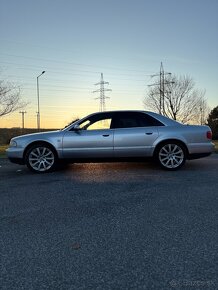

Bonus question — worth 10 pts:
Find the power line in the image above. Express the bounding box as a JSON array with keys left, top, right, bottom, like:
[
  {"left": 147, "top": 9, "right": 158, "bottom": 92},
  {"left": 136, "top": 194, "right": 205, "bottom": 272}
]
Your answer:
[
  {"left": 1, "top": 60, "right": 152, "bottom": 80},
  {"left": 0, "top": 40, "right": 163, "bottom": 70},
  {"left": 0, "top": 52, "right": 156, "bottom": 74},
  {"left": 93, "top": 73, "right": 112, "bottom": 112}
]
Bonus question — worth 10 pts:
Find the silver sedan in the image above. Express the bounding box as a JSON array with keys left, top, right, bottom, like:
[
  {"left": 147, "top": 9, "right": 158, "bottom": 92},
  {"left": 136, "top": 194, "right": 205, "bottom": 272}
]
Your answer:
[{"left": 7, "top": 110, "right": 214, "bottom": 173}]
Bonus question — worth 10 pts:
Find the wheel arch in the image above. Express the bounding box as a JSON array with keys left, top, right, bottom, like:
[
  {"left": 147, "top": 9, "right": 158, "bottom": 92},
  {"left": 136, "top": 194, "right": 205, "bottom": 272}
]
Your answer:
[
  {"left": 153, "top": 138, "right": 189, "bottom": 158},
  {"left": 23, "top": 140, "right": 58, "bottom": 161}
]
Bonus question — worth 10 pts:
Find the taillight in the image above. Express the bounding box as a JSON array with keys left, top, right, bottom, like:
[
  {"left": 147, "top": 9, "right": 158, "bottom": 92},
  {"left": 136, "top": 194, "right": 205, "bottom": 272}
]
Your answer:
[{"left": 207, "top": 131, "right": 212, "bottom": 139}]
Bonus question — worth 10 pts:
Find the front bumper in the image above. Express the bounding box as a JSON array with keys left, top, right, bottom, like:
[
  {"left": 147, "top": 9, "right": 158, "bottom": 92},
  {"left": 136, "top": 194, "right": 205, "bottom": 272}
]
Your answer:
[
  {"left": 6, "top": 147, "right": 25, "bottom": 164},
  {"left": 8, "top": 157, "right": 25, "bottom": 165}
]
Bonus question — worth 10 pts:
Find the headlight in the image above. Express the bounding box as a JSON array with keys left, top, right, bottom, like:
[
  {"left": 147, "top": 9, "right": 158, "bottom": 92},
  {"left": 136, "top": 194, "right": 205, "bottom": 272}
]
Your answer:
[{"left": 10, "top": 140, "right": 17, "bottom": 147}]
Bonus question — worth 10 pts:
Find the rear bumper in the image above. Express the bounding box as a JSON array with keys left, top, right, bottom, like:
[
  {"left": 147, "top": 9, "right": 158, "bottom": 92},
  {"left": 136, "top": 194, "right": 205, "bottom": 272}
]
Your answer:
[
  {"left": 188, "top": 142, "right": 215, "bottom": 154},
  {"left": 187, "top": 142, "right": 214, "bottom": 160},
  {"left": 188, "top": 152, "right": 212, "bottom": 160}
]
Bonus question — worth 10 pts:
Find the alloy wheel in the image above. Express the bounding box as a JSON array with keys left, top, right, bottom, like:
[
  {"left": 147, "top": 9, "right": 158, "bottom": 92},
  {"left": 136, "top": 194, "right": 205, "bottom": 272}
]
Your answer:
[
  {"left": 28, "top": 146, "right": 55, "bottom": 172},
  {"left": 158, "top": 143, "right": 185, "bottom": 169}
]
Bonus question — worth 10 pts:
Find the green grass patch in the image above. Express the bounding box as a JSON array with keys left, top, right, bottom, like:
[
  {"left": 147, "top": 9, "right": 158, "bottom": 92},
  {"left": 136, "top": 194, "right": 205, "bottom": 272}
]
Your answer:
[{"left": 0, "top": 145, "right": 8, "bottom": 158}]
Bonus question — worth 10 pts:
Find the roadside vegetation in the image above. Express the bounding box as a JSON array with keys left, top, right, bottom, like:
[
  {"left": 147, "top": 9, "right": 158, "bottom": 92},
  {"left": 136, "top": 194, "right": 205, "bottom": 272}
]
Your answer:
[
  {"left": 214, "top": 140, "right": 218, "bottom": 153},
  {"left": 0, "top": 145, "right": 8, "bottom": 157}
]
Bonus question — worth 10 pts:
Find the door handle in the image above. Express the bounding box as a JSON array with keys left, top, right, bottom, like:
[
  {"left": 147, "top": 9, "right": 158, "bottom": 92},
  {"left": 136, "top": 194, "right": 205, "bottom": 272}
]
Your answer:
[
  {"left": 145, "top": 132, "right": 153, "bottom": 135},
  {"left": 102, "top": 134, "right": 110, "bottom": 137}
]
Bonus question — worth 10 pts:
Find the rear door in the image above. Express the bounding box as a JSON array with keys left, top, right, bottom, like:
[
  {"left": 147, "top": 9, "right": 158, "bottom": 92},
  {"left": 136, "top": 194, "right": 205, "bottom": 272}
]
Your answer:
[{"left": 112, "top": 112, "right": 161, "bottom": 157}]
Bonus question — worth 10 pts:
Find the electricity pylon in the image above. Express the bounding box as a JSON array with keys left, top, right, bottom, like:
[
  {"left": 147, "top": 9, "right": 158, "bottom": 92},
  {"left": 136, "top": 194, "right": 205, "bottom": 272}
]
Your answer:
[
  {"left": 93, "top": 73, "right": 112, "bottom": 112},
  {"left": 148, "top": 62, "right": 174, "bottom": 115}
]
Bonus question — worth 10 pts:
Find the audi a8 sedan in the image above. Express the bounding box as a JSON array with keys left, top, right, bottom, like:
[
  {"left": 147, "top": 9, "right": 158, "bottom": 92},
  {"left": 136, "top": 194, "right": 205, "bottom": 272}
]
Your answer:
[{"left": 7, "top": 110, "right": 214, "bottom": 173}]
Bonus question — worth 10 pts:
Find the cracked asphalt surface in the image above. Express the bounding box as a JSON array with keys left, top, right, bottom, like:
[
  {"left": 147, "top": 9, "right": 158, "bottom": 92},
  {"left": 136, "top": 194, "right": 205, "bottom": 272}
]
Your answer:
[{"left": 0, "top": 155, "right": 218, "bottom": 289}]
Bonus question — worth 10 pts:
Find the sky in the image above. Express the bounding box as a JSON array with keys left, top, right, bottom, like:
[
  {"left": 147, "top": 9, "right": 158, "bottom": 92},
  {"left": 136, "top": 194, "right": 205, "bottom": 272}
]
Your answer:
[{"left": 0, "top": 0, "right": 217, "bottom": 128}]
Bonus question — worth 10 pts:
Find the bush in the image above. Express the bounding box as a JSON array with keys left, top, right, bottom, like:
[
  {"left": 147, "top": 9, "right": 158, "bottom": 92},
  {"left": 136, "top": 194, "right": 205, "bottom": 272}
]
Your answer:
[
  {"left": 0, "top": 128, "right": 58, "bottom": 145},
  {"left": 207, "top": 106, "right": 218, "bottom": 140}
]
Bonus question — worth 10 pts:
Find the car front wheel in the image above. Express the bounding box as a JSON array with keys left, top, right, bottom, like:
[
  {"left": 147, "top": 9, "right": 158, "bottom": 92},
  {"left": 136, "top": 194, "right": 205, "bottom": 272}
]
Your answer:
[
  {"left": 156, "top": 142, "right": 186, "bottom": 170},
  {"left": 25, "top": 144, "right": 57, "bottom": 173}
]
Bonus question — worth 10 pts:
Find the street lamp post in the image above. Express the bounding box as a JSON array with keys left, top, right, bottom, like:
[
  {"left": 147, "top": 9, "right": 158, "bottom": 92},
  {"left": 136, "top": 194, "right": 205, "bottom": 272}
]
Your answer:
[{"left": 37, "top": 71, "right": 45, "bottom": 130}]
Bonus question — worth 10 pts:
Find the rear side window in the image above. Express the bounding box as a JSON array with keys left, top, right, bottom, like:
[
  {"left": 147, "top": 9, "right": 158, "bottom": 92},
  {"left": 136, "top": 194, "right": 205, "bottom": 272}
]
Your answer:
[
  {"left": 138, "top": 113, "right": 164, "bottom": 127},
  {"left": 113, "top": 112, "right": 164, "bottom": 128}
]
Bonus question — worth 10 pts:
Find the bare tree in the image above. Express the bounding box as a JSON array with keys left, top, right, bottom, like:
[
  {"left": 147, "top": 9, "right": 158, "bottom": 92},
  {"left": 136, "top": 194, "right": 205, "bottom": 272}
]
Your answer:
[
  {"left": 198, "top": 96, "right": 210, "bottom": 125},
  {"left": 0, "top": 80, "right": 26, "bottom": 117},
  {"left": 144, "top": 75, "right": 209, "bottom": 124}
]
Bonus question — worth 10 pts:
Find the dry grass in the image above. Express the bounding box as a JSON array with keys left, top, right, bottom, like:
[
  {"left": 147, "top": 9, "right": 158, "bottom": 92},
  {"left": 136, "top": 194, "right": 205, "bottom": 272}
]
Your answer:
[
  {"left": 0, "top": 145, "right": 8, "bottom": 157},
  {"left": 213, "top": 140, "right": 218, "bottom": 153}
]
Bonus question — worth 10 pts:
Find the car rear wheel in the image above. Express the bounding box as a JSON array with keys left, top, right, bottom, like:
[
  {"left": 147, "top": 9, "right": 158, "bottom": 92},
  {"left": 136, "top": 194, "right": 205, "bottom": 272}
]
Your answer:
[
  {"left": 25, "top": 144, "right": 57, "bottom": 173},
  {"left": 156, "top": 142, "right": 186, "bottom": 170}
]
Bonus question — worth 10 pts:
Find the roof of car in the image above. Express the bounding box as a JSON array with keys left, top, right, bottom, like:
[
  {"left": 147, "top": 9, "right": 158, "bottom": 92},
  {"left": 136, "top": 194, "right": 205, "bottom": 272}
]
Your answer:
[
  {"left": 63, "top": 110, "right": 181, "bottom": 130},
  {"left": 86, "top": 110, "right": 181, "bottom": 125}
]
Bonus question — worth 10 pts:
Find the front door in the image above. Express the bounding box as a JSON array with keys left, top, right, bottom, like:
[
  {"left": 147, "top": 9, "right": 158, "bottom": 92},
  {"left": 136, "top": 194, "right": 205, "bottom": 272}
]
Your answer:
[{"left": 62, "top": 113, "right": 114, "bottom": 158}]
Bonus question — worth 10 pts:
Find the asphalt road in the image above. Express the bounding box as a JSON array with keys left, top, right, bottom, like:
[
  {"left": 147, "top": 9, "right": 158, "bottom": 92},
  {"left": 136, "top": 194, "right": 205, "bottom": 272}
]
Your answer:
[{"left": 1, "top": 156, "right": 218, "bottom": 290}]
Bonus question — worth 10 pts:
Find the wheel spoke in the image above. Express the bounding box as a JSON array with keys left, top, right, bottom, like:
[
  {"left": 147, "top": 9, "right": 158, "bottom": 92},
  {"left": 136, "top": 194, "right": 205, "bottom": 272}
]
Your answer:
[
  {"left": 44, "top": 160, "right": 51, "bottom": 165},
  {"left": 162, "top": 147, "right": 168, "bottom": 154},
  {"left": 29, "top": 157, "right": 38, "bottom": 161},
  {"left": 36, "top": 148, "right": 41, "bottom": 155},
  {"left": 170, "top": 159, "right": 174, "bottom": 167},
  {"left": 172, "top": 145, "right": 178, "bottom": 153},
  {"left": 44, "top": 152, "right": 52, "bottom": 157},
  {"left": 31, "top": 151, "right": 38, "bottom": 157},
  {"left": 161, "top": 156, "right": 169, "bottom": 161},
  {"left": 174, "top": 155, "right": 183, "bottom": 160},
  {"left": 160, "top": 152, "right": 168, "bottom": 157},
  {"left": 36, "top": 162, "right": 42, "bottom": 170}
]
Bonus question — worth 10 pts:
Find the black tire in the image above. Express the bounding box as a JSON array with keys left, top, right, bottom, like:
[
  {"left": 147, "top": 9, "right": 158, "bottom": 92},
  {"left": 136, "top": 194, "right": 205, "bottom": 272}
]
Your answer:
[
  {"left": 25, "top": 143, "right": 58, "bottom": 173},
  {"left": 155, "top": 142, "right": 186, "bottom": 170}
]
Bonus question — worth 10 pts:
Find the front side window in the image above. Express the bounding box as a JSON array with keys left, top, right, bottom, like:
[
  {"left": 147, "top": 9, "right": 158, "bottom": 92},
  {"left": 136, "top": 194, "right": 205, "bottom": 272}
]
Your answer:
[
  {"left": 76, "top": 113, "right": 113, "bottom": 130},
  {"left": 86, "top": 118, "right": 112, "bottom": 130}
]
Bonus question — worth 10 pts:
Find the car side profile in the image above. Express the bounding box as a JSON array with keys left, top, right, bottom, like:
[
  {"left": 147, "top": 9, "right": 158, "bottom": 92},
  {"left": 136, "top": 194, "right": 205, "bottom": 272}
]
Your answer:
[{"left": 7, "top": 110, "right": 214, "bottom": 173}]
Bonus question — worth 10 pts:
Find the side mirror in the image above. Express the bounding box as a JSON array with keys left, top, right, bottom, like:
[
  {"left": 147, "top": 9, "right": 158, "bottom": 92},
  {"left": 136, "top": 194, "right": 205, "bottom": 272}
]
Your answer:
[{"left": 73, "top": 124, "right": 81, "bottom": 131}]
